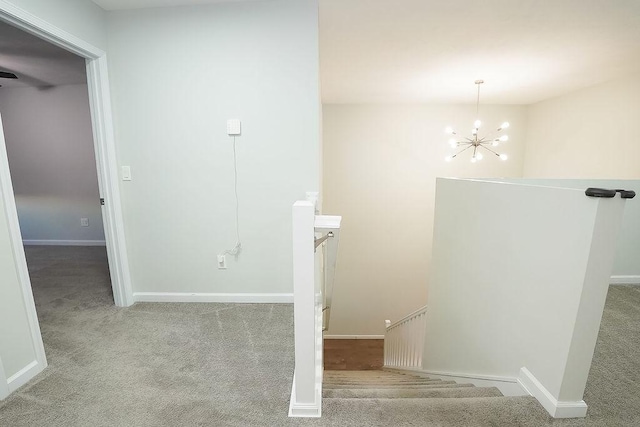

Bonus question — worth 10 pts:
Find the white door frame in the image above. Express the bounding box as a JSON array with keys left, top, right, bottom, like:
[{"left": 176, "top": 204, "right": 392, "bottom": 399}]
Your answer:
[{"left": 0, "top": 2, "right": 133, "bottom": 308}]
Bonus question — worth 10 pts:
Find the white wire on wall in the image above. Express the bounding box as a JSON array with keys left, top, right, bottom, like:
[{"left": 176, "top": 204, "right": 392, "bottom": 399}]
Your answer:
[{"left": 221, "top": 135, "right": 242, "bottom": 257}]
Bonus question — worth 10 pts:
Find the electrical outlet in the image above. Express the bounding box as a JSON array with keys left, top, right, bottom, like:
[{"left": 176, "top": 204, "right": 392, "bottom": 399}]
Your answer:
[
  {"left": 217, "top": 254, "right": 227, "bottom": 269},
  {"left": 80, "top": 218, "right": 89, "bottom": 227}
]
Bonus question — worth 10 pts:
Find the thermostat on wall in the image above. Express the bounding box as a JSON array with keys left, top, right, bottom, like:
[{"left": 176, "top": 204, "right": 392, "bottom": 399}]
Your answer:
[{"left": 227, "top": 119, "right": 241, "bottom": 136}]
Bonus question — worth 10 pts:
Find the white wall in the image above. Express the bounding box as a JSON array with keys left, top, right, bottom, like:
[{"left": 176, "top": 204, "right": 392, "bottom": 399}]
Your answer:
[
  {"left": 523, "top": 73, "right": 640, "bottom": 179},
  {"left": 423, "top": 178, "right": 626, "bottom": 414},
  {"left": 0, "top": 85, "right": 104, "bottom": 243},
  {"left": 106, "top": 0, "right": 320, "bottom": 296},
  {"left": 1, "top": 0, "right": 107, "bottom": 51},
  {"left": 322, "top": 104, "right": 527, "bottom": 335}
]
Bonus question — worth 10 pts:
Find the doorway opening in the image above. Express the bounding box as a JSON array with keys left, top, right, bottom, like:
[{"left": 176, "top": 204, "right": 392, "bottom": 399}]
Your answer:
[
  {"left": 0, "top": 16, "right": 114, "bottom": 331},
  {"left": 0, "top": 6, "right": 132, "bottom": 397}
]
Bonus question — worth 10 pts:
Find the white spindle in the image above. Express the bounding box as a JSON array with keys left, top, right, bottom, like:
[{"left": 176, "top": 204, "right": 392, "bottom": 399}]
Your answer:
[{"left": 383, "top": 306, "right": 428, "bottom": 369}]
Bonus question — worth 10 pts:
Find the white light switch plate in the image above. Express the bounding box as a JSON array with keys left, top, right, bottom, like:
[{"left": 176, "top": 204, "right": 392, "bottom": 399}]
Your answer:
[
  {"left": 122, "top": 166, "right": 132, "bottom": 181},
  {"left": 227, "top": 119, "right": 241, "bottom": 136}
]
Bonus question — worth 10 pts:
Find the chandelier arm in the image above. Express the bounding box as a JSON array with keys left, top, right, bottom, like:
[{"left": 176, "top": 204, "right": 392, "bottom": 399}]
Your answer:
[
  {"left": 451, "top": 144, "right": 474, "bottom": 158},
  {"left": 479, "top": 144, "right": 502, "bottom": 157},
  {"left": 479, "top": 128, "right": 504, "bottom": 142}
]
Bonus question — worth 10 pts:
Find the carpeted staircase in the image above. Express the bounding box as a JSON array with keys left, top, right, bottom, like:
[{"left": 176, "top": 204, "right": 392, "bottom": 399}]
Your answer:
[{"left": 323, "top": 370, "right": 503, "bottom": 401}]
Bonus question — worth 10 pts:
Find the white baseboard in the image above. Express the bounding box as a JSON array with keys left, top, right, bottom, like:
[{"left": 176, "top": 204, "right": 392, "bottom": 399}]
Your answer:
[
  {"left": 610, "top": 275, "right": 640, "bottom": 285},
  {"left": 7, "top": 360, "right": 44, "bottom": 394},
  {"left": 385, "top": 366, "right": 527, "bottom": 397},
  {"left": 23, "top": 239, "right": 106, "bottom": 247},
  {"left": 323, "top": 335, "right": 384, "bottom": 339},
  {"left": 518, "top": 367, "right": 587, "bottom": 418},
  {"left": 133, "top": 292, "right": 293, "bottom": 304},
  {"left": 288, "top": 371, "right": 321, "bottom": 417}
]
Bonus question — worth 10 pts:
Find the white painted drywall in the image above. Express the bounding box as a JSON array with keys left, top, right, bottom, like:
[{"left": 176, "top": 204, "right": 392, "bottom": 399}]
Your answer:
[
  {"left": 423, "top": 178, "right": 625, "bottom": 403},
  {"left": 0, "top": 85, "right": 105, "bottom": 243},
  {"left": 322, "top": 104, "right": 527, "bottom": 335},
  {"left": 1, "top": 0, "right": 107, "bottom": 51},
  {"left": 497, "top": 179, "right": 639, "bottom": 279},
  {"left": 0, "top": 187, "right": 36, "bottom": 379},
  {"left": 106, "top": 0, "right": 320, "bottom": 295},
  {"left": 523, "top": 73, "right": 640, "bottom": 179}
]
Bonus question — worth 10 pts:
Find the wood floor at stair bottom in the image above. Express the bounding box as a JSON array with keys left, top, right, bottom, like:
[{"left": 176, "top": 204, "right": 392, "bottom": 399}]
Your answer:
[{"left": 323, "top": 339, "right": 383, "bottom": 370}]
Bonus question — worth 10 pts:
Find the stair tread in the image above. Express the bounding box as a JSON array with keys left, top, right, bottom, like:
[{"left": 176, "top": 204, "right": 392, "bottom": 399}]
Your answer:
[
  {"left": 323, "top": 381, "right": 472, "bottom": 389},
  {"left": 321, "top": 396, "right": 537, "bottom": 409},
  {"left": 324, "top": 378, "right": 442, "bottom": 384},
  {"left": 324, "top": 381, "right": 448, "bottom": 387},
  {"left": 320, "top": 396, "right": 546, "bottom": 425},
  {"left": 323, "top": 386, "right": 503, "bottom": 399}
]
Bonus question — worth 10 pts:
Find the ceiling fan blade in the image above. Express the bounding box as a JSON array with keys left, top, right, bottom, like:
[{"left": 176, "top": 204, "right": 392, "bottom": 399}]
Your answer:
[{"left": 0, "top": 71, "right": 18, "bottom": 79}]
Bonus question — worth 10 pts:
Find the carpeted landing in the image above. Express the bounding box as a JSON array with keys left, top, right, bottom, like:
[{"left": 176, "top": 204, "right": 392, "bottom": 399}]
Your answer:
[{"left": 1, "top": 246, "right": 639, "bottom": 426}]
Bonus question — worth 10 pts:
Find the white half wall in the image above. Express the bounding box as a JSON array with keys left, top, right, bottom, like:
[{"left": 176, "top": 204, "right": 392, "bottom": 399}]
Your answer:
[
  {"left": 0, "top": 85, "right": 105, "bottom": 244},
  {"left": 322, "top": 104, "right": 527, "bottom": 335},
  {"left": 423, "top": 178, "right": 627, "bottom": 415},
  {"left": 106, "top": 0, "right": 320, "bottom": 295},
  {"left": 497, "top": 179, "right": 640, "bottom": 281}
]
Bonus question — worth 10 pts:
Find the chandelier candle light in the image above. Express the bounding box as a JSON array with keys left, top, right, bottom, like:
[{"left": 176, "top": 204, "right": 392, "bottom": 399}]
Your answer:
[{"left": 445, "top": 80, "right": 509, "bottom": 162}]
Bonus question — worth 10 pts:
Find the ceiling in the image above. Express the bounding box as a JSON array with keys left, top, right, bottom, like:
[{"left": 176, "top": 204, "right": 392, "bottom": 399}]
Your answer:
[
  {"left": 0, "top": 21, "right": 86, "bottom": 88},
  {"left": 320, "top": 0, "right": 640, "bottom": 104},
  {"left": 3, "top": 0, "right": 640, "bottom": 104}
]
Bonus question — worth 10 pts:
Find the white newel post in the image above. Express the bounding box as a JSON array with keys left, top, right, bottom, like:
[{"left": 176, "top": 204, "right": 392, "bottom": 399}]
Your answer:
[{"left": 289, "top": 201, "right": 320, "bottom": 416}]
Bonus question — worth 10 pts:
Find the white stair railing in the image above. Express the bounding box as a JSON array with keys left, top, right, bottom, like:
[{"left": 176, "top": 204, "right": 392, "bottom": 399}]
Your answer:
[
  {"left": 315, "top": 215, "right": 341, "bottom": 332},
  {"left": 384, "top": 306, "right": 428, "bottom": 370},
  {"left": 289, "top": 198, "right": 341, "bottom": 418}
]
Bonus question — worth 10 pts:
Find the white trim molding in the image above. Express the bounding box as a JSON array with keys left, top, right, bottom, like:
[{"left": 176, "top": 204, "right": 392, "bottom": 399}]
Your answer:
[
  {"left": 323, "top": 335, "right": 384, "bottom": 340},
  {"left": 86, "top": 55, "right": 134, "bottom": 307},
  {"left": 610, "top": 275, "right": 640, "bottom": 285},
  {"left": 7, "top": 360, "right": 43, "bottom": 394},
  {"left": 288, "top": 372, "right": 321, "bottom": 417},
  {"left": 133, "top": 292, "right": 293, "bottom": 304},
  {"left": 518, "top": 367, "right": 588, "bottom": 418},
  {"left": 23, "top": 240, "right": 106, "bottom": 246},
  {"left": 385, "top": 367, "right": 527, "bottom": 397}
]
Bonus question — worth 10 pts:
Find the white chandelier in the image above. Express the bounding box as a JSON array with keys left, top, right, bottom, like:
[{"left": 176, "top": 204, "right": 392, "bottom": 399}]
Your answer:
[{"left": 445, "top": 80, "right": 509, "bottom": 162}]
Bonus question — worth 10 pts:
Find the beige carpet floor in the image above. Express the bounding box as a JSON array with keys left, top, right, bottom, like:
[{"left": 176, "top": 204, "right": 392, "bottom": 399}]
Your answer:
[{"left": 0, "top": 246, "right": 639, "bottom": 426}]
